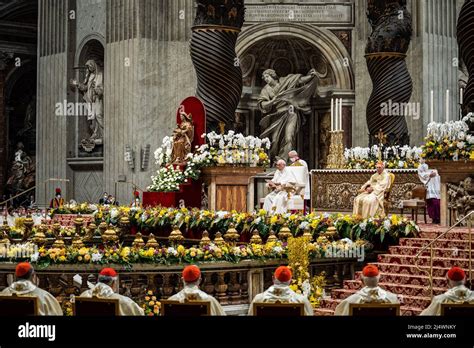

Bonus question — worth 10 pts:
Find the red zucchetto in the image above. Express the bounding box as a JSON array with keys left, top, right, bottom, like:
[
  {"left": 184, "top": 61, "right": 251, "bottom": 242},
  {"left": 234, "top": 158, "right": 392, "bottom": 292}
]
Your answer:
[
  {"left": 99, "top": 268, "right": 118, "bottom": 277},
  {"left": 15, "top": 262, "right": 32, "bottom": 277},
  {"left": 447, "top": 267, "right": 465, "bottom": 282},
  {"left": 362, "top": 265, "right": 379, "bottom": 278},
  {"left": 183, "top": 265, "right": 201, "bottom": 283},
  {"left": 274, "top": 266, "right": 292, "bottom": 283}
]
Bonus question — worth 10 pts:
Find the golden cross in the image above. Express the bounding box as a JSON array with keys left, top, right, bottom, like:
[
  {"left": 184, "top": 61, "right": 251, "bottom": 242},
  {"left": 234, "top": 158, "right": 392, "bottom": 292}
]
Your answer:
[{"left": 375, "top": 129, "right": 387, "bottom": 146}]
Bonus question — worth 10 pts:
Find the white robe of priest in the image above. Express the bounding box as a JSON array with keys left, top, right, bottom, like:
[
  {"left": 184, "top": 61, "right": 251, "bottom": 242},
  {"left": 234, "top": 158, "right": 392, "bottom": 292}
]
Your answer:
[
  {"left": 420, "top": 285, "right": 474, "bottom": 316},
  {"left": 167, "top": 285, "right": 226, "bottom": 316},
  {"left": 248, "top": 283, "right": 314, "bottom": 316},
  {"left": 353, "top": 170, "right": 391, "bottom": 218},
  {"left": 80, "top": 283, "right": 144, "bottom": 316},
  {"left": 0, "top": 279, "right": 63, "bottom": 315},
  {"left": 334, "top": 286, "right": 399, "bottom": 316},
  {"left": 417, "top": 163, "right": 441, "bottom": 199},
  {"left": 263, "top": 168, "right": 297, "bottom": 214}
]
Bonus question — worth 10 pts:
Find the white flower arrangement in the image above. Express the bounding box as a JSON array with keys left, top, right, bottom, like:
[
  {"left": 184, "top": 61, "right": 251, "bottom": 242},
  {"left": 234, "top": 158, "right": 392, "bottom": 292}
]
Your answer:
[
  {"left": 426, "top": 121, "right": 470, "bottom": 142},
  {"left": 344, "top": 145, "right": 422, "bottom": 169},
  {"left": 423, "top": 120, "right": 473, "bottom": 160}
]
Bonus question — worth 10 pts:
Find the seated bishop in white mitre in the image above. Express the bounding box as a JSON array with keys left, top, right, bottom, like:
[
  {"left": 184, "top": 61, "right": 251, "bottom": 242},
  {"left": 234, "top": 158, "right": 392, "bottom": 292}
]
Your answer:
[
  {"left": 334, "top": 265, "right": 399, "bottom": 316},
  {"left": 353, "top": 161, "right": 391, "bottom": 219},
  {"left": 263, "top": 160, "right": 297, "bottom": 215},
  {"left": 421, "top": 267, "right": 474, "bottom": 316}
]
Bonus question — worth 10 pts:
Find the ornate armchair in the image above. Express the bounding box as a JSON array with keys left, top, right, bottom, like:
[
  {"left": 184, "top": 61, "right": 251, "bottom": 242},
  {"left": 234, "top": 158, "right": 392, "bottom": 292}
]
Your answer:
[
  {"left": 253, "top": 302, "right": 305, "bottom": 317},
  {"left": 73, "top": 296, "right": 119, "bottom": 316},
  {"left": 349, "top": 303, "right": 400, "bottom": 316},
  {"left": 441, "top": 303, "right": 474, "bottom": 316},
  {"left": 0, "top": 294, "right": 38, "bottom": 316},
  {"left": 160, "top": 300, "right": 211, "bottom": 316},
  {"left": 383, "top": 172, "right": 396, "bottom": 215}
]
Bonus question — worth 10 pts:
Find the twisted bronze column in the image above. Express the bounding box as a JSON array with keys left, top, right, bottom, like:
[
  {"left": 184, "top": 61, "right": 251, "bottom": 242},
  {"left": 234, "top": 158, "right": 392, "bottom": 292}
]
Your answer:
[
  {"left": 365, "top": 0, "right": 413, "bottom": 146},
  {"left": 190, "top": 1, "right": 245, "bottom": 130},
  {"left": 457, "top": 0, "right": 474, "bottom": 115}
]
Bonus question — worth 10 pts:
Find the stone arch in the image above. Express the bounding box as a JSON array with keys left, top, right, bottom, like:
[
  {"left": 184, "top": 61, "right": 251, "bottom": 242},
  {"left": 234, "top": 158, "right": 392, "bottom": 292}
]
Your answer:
[{"left": 236, "top": 22, "right": 354, "bottom": 91}]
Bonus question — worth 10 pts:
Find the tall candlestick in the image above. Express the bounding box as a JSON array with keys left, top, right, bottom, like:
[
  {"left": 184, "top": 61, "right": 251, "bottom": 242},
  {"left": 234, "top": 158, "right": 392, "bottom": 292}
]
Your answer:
[
  {"left": 334, "top": 98, "right": 338, "bottom": 131},
  {"left": 460, "top": 87, "right": 464, "bottom": 105},
  {"left": 331, "top": 98, "right": 334, "bottom": 132},
  {"left": 446, "top": 89, "right": 450, "bottom": 123},
  {"left": 339, "top": 98, "right": 343, "bottom": 131},
  {"left": 430, "top": 90, "right": 434, "bottom": 124}
]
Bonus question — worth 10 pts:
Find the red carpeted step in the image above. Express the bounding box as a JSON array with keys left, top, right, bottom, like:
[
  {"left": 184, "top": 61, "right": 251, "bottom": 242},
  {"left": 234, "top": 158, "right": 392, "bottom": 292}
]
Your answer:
[
  {"left": 354, "top": 271, "right": 447, "bottom": 288},
  {"left": 317, "top": 298, "right": 424, "bottom": 316},
  {"left": 377, "top": 254, "right": 471, "bottom": 269},
  {"left": 419, "top": 231, "right": 473, "bottom": 240},
  {"left": 375, "top": 262, "right": 452, "bottom": 278},
  {"left": 330, "top": 289, "right": 433, "bottom": 309},
  {"left": 399, "top": 238, "right": 474, "bottom": 249},
  {"left": 342, "top": 280, "right": 445, "bottom": 297},
  {"left": 388, "top": 246, "right": 473, "bottom": 258}
]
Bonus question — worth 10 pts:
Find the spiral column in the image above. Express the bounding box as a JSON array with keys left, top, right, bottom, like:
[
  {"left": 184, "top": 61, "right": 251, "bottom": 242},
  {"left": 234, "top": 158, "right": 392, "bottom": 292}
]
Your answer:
[
  {"left": 190, "top": 1, "right": 245, "bottom": 130},
  {"left": 365, "top": 53, "right": 412, "bottom": 146},
  {"left": 457, "top": 0, "right": 474, "bottom": 115},
  {"left": 365, "top": 0, "right": 413, "bottom": 146}
]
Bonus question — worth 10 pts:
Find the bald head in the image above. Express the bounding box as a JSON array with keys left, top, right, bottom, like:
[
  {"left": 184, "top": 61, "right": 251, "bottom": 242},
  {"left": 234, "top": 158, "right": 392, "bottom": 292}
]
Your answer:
[{"left": 288, "top": 151, "right": 299, "bottom": 163}]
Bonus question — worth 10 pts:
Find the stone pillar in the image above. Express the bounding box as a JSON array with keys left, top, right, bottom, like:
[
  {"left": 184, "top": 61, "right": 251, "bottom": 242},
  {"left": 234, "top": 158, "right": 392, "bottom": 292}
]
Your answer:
[
  {"left": 190, "top": 0, "right": 245, "bottom": 130},
  {"left": 0, "top": 53, "right": 12, "bottom": 198},
  {"left": 457, "top": 0, "right": 474, "bottom": 115}
]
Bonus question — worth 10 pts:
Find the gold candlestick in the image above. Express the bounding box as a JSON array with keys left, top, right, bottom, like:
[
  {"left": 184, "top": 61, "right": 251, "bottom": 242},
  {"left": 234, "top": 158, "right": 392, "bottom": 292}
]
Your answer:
[{"left": 326, "top": 130, "right": 346, "bottom": 169}]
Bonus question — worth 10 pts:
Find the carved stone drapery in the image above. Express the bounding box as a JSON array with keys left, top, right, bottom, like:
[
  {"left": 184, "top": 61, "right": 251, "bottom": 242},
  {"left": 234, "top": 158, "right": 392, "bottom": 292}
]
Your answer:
[
  {"left": 190, "top": 0, "right": 245, "bottom": 130},
  {"left": 365, "top": 0, "right": 413, "bottom": 146},
  {"left": 457, "top": 0, "right": 474, "bottom": 115}
]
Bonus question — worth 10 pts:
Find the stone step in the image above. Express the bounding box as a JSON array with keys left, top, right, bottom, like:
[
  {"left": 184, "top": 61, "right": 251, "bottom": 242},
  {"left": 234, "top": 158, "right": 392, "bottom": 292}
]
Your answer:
[
  {"left": 388, "top": 246, "right": 474, "bottom": 258},
  {"left": 342, "top": 280, "right": 445, "bottom": 297},
  {"left": 354, "top": 271, "right": 447, "bottom": 288},
  {"left": 377, "top": 254, "right": 473, "bottom": 269},
  {"left": 399, "top": 238, "right": 474, "bottom": 249}
]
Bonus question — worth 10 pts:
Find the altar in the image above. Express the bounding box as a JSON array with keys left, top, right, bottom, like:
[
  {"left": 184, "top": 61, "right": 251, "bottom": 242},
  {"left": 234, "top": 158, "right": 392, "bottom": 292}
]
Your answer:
[{"left": 310, "top": 169, "right": 422, "bottom": 213}]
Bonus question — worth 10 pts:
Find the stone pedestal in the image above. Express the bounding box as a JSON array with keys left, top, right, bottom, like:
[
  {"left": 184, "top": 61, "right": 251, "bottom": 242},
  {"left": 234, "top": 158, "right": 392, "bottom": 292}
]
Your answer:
[{"left": 201, "top": 166, "right": 264, "bottom": 212}]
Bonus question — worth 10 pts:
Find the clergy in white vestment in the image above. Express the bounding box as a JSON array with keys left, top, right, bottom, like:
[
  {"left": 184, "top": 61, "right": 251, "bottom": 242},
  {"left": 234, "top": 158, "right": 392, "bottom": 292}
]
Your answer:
[
  {"left": 334, "top": 265, "right": 399, "bottom": 316},
  {"left": 168, "top": 265, "right": 226, "bottom": 316},
  {"left": 353, "top": 162, "right": 391, "bottom": 218},
  {"left": 79, "top": 267, "right": 144, "bottom": 316},
  {"left": 288, "top": 150, "right": 311, "bottom": 201},
  {"left": 421, "top": 267, "right": 474, "bottom": 316},
  {"left": 248, "top": 266, "right": 314, "bottom": 316},
  {"left": 0, "top": 262, "right": 63, "bottom": 315},
  {"left": 417, "top": 158, "right": 441, "bottom": 224},
  {"left": 263, "top": 160, "right": 298, "bottom": 215}
]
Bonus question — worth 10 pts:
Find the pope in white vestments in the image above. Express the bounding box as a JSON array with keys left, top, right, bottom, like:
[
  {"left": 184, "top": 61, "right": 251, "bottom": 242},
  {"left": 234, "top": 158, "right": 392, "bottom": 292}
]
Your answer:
[
  {"left": 248, "top": 266, "right": 314, "bottom": 316},
  {"left": 168, "top": 265, "right": 226, "bottom": 316},
  {"left": 288, "top": 150, "right": 311, "bottom": 201},
  {"left": 79, "top": 268, "right": 144, "bottom": 316},
  {"left": 263, "top": 160, "right": 297, "bottom": 214},
  {"left": 353, "top": 162, "right": 391, "bottom": 218},
  {"left": 0, "top": 262, "right": 63, "bottom": 315},
  {"left": 421, "top": 267, "right": 474, "bottom": 316},
  {"left": 335, "top": 265, "right": 399, "bottom": 316}
]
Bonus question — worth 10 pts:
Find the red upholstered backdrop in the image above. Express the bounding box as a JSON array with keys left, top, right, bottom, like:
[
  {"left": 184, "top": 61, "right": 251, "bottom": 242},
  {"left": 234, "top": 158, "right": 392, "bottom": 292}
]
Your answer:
[{"left": 143, "top": 97, "right": 206, "bottom": 209}]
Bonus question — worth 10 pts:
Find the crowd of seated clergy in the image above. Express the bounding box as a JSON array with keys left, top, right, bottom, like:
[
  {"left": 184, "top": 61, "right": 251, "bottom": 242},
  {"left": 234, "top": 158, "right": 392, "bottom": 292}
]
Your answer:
[{"left": 1, "top": 262, "right": 472, "bottom": 316}]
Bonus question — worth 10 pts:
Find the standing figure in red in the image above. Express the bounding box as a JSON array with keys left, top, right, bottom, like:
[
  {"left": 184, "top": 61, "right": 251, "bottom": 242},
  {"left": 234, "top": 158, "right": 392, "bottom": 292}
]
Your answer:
[{"left": 49, "top": 188, "right": 65, "bottom": 209}]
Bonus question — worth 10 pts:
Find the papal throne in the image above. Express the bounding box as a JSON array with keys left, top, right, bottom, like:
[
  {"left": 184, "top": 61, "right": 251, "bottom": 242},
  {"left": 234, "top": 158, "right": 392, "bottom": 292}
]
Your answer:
[
  {"left": 0, "top": 294, "right": 39, "bottom": 316},
  {"left": 285, "top": 166, "right": 308, "bottom": 213},
  {"left": 349, "top": 303, "right": 400, "bottom": 316}
]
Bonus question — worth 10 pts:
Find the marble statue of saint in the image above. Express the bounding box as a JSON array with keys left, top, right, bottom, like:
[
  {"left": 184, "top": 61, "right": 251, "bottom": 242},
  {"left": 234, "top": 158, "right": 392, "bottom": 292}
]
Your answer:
[
  {"left": 258, "top": 69, "right": 318, "bottom": 162},
  {"left": 17, "top": 96, "right": 36, "bottom": 138},
  {"left": 170, "top": 111, "right": 195, "bottom": 165},
  {"left": 70, "top": 59, "right": 104, "bottom": 147}
]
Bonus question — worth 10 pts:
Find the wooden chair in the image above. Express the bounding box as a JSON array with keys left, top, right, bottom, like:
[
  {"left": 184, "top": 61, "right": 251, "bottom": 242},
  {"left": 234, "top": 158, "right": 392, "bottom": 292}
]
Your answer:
[
  {"left": 73, "top": 297, "right": 120, "bottom": 316},
  {"left": 441, "top": 303, "right": 474, "bottom": 316},
  {"left": 349, "top": 303, "right": 400, "bottom": 316},
  {"left": 0, "top": 294, "right": 39, "bottom": 316},
  {"left": 253, "top": 302, "right": 305, "bottom": 317},
  {"left": 160, "top": 300, "right": 211, "bottom": 316},
  {"left": 383, "top": 172, "right": 396, "bottom": 214},
  {"left": 400, "top": 185, "right": 427, "bottom": 223}
]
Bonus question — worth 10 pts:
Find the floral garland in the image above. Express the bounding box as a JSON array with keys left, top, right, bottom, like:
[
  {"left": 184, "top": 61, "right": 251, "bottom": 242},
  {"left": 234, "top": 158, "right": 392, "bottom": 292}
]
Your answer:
[
  {"left": 344, "top": 145, "right": 422, "bottom": 169},
  {"left": 148, "top": 131, "right": 270, "bottom": 192},
  {"left": 2, "top": 238, "right": 372, "bottom": 267},
  {"left": 422, "top": 120, "right": 474, "bottom": 161}
]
